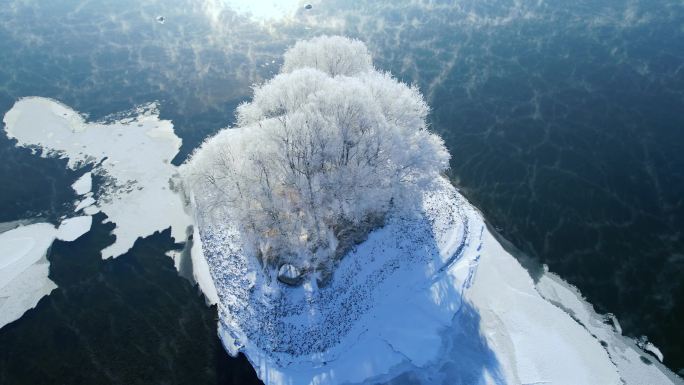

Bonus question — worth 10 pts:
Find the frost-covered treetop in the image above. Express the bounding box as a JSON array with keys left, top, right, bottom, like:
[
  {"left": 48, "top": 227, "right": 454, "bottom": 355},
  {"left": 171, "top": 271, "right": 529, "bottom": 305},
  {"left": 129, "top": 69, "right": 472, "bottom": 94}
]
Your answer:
[
  {"left": 182, "top": 36, "right": 449, "bottom": 279},
  {"left": 281, "top": 35, "right": 373, "bottom": 77}
]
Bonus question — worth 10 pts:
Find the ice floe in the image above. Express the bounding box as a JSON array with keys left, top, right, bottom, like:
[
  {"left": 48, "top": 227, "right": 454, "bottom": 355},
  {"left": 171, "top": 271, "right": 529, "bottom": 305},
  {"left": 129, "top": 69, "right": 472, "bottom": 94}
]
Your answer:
[
  {"left": 0, "top": 216, "right": 90, "bottom": 329},
  {"left": 0, "top": 96, "right": 196, "bottom": 331},
  {"left": 56, "top": 216, "right": 93, "bottom": 242},
  {"left": 71, "top": 171, "right": 92, "bottom": 195},
  {"left": 74, "top": 196, "right": 96, "bottom": 212},
  {"left": 3, "top": 97, "right": 192, "bottom": 259}
]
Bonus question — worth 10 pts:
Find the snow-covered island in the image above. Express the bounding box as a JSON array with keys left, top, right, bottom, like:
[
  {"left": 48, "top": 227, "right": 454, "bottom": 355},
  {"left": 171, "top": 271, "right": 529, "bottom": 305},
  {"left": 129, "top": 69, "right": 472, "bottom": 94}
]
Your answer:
[
  {"left": 180, "top": 36, "right": 683, "bottom": 385},
  {"left": 1, "top": 35, "right": 682, "bottom": 385},
  {"left": 181, "top": 35, "right": 450, "bottom": 285}
]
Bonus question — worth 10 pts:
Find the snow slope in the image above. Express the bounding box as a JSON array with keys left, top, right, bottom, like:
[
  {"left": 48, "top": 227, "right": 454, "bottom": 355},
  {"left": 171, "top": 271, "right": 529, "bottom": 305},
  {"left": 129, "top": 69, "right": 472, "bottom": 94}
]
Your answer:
[
  {"left": 3, "top": 97, "right": 192, "bottom": 259},
  {"left": 195, "top": 177, "right": 682, "bottom": 385}
]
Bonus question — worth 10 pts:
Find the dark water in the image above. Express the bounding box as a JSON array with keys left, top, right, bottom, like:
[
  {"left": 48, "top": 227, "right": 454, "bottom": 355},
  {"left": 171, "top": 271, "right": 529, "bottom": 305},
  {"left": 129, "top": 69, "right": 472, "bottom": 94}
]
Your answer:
[
  {"left": 0, "top": 213, "right": 261, "bottom": 384},
  {"left": 0, "top": 0, "right": 682, "bottom": 381}
]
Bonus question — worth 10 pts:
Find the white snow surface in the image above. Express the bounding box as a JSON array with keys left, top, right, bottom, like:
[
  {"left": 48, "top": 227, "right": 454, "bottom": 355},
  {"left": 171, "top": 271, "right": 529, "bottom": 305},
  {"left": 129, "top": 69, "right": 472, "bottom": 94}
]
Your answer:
[
  {"left": 3, "top": 97, "right": 192, "bottom": 259},
  {"left": 0, "top": 217, "right": 92, "bottom": 329},
  {"left": 194, "top": 177, "right": 681, "bottom": 385}
]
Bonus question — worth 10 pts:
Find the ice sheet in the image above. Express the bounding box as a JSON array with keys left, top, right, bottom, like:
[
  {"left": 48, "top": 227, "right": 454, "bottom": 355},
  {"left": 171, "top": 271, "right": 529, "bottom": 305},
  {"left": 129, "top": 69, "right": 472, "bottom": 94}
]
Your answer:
[{"left": 4, "top": 97, "right": 192, "bottom": 259}]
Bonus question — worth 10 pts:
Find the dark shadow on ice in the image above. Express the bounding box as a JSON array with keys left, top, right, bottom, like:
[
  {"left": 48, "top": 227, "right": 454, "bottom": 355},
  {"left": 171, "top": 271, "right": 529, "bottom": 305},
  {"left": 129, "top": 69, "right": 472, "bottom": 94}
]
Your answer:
[
  {"left": 202, "top": 182, "right": 505, "bottom": 384},
  {"left": 369, "top": 300, "right": 505, "bottom": 385},
  {"left": 435, "top": 303, "right": 506, "bottom": 385}
]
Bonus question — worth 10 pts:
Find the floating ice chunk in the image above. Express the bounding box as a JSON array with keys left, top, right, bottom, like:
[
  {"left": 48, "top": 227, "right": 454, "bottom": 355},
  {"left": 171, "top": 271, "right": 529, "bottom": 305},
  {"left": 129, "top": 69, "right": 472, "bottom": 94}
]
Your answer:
[
  {"left": 644, "top": 341, "right": 665, "bottom": 363},
  {"left": 636, "top": 336, "right": 665, "bottom": 363},
  {"left": 0, "top": 223, "right": 57, "bottom": 328},
  {"left": 71, "top": 172, "right": 92, "bottom": 195},
  {"left": 84, "top": 205, "right": 99, "bottom": 216},
  {"left": 74, "top": 196, "right": 95, "bottom": 212},
  {"left": 56, "top": 216, "right": 92, "bottom": 242},
  {"left": 0, "top": 215, "right": 97, "bottom": 329},
  {"left": 0, "top": 262, "right": 55, "bottom": 328}
]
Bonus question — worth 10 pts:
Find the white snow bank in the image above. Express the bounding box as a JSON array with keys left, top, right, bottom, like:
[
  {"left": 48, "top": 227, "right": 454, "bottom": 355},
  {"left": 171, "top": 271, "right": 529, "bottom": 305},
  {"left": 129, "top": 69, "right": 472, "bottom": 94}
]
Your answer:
[
  {"left": 193, "top": 177, "right": 681, "bottom": 385},
  {"left": 3, "top": 97, "right": 192, "bottom": 259},
  {"left": 190, "top": 222, "right": 219, "bottom": 305}
]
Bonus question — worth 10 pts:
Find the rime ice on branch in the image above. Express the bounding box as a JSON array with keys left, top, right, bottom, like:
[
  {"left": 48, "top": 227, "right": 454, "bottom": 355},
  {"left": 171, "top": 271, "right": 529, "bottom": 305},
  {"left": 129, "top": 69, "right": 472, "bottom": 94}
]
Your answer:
[{"left": 181, "top": 36, "right": 449, "bottom": 278}]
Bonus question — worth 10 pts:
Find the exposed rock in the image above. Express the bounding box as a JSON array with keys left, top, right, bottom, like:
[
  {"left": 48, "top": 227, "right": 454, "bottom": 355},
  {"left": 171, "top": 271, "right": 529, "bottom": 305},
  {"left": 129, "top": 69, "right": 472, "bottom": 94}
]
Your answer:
[{"left": 278, "top": 264, "right": 303, "bottom": 286}]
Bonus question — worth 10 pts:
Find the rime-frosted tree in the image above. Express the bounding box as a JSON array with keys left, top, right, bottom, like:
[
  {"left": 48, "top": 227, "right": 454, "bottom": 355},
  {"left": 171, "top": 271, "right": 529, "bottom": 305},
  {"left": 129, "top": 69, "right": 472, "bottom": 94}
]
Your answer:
[{"left": 181, "top": 36, "right": 450, "bottom": 275}]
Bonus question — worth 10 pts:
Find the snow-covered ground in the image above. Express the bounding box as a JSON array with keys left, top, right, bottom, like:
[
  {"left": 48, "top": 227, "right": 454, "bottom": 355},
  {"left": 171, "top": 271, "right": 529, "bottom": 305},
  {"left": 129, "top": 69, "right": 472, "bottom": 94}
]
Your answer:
[
  {"left": 3, "top": 97, "right": 192, "bottom": 259},
  {"left": 195, "top": 177, "right": 682, "bottom": 385}
]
